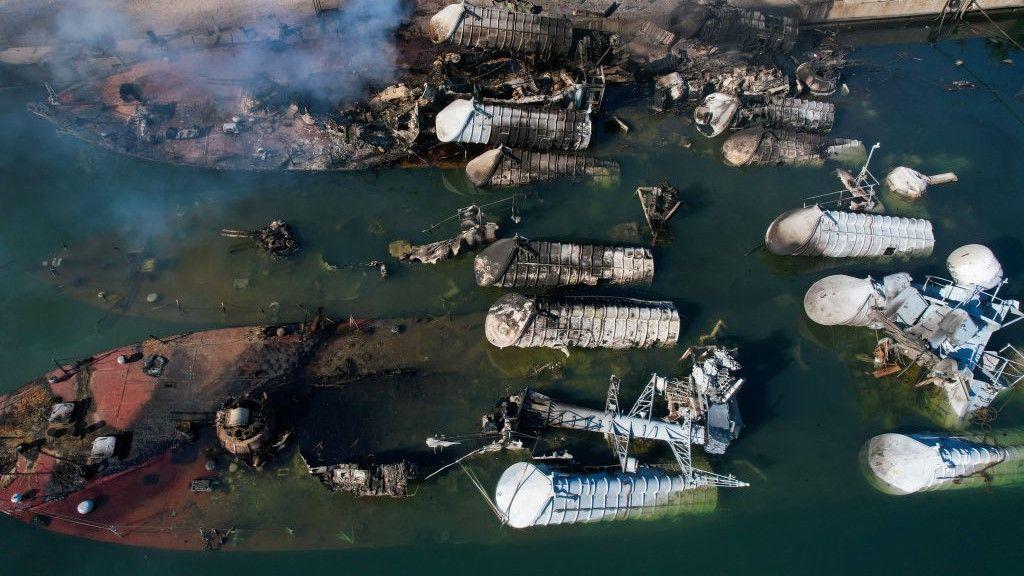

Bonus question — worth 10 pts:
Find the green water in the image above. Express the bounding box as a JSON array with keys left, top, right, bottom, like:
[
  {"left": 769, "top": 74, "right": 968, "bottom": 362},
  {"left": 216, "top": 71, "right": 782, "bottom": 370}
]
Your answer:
[{"left": 3, "top": 29, "right": 1024, "bottom": 574}]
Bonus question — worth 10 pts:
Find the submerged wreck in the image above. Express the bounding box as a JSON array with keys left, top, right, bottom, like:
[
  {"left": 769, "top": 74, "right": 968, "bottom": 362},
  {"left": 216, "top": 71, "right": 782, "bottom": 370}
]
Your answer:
[
  {"left": 484, "top": 293, "right": 680, "bottom": 353},
  {"left": 494, "top": 348, "right": 746, "bottom": 458},
  {"left": 465, "top": 147, "right": 618, "bottom": 188},
  {"left": 487, "top": 348, "right": 747, "bottom": 528},
  {"left": 391, "top": 204, "right": 499, "bottom": 264},
  {"left": 0, "top": 312, "right": 492, "bottom": 549},
  {"left": 474, "top": 237, "right": 654, "bottom": 288},
  {"left": 695, "top": 93, "right": 835, "bottom": 138},
  {"left": 863, "top": 430, "right": 1024, "bottom": 495},
  {"left": 722, "top": 128, "right": 865, "bottom": 167},
  {"left": 804, "top": 244, "right": 1024, "bottom": 422},
  {"left": 766, "top": 145, "right": 935, "bottom": 258}
]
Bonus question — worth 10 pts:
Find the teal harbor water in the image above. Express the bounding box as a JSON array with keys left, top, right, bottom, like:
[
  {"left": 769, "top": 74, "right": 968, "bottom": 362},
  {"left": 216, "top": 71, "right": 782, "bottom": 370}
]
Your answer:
[{"left": 3, "top": 26, "right": 1024, "bottom": 574}]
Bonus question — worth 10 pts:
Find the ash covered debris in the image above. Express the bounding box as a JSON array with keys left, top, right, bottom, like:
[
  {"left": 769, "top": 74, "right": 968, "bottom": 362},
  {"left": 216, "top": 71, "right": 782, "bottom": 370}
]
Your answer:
[
  {"left": 15, "top": 0, "right": 857, "bottom": 173},
  {"left": 473, "top": 237, "right": 653, "bottom": 288},
  {"left": 429, "top": 3, "right": 576, "bottom": 58},
  {"left": 465, "top": 146, "right": 619, "bottom": 187},
  {"left": 391, "top": 204, "right": 499, "bottom": 264}
]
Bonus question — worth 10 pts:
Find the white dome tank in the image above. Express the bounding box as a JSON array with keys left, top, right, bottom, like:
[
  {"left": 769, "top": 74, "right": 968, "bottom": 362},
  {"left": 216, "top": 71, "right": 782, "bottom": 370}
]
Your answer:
[
  {"left": 863, "top": 433, "right": 1020, "bottom": 495},
  {"left": 465, "top": 148, "right": 503, "bottom": 187},
  {"left": 484, "top": 293, "right": 535, "bottom": 348},
  {"left": 803, "top": 275, "right": 878, "bottom": 327},
  {"left": 435, "top": 99, "right": 483, "bottom": 144},
  {"left": 947, "top": 244, "right": 1003, "bottom": 289},
  {"left": 764, "top": 206, "right": 823, "bottom": 254}
]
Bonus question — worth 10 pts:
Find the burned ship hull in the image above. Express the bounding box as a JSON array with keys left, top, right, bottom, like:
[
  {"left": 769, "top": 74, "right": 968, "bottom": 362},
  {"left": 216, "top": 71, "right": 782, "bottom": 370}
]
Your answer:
[{"left": 0, "top": 313, "right": 495, "bottom": 550}]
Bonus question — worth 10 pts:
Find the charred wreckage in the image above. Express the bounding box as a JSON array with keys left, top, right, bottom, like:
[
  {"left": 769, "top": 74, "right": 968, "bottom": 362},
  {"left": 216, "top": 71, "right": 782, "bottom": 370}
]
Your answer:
[{"left": 25, "top": 1, "right": 852, "bottom": 178}]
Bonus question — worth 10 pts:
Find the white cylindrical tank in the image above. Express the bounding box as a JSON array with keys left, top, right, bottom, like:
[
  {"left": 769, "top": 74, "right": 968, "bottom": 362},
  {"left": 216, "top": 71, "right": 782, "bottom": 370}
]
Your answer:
[
  {"left": 804, "top": 275, "right": 880, "bottom": 327},
  {"left": 947, "top": 244, "right": 1003, "bottom": 289},
  {"left": 765, "top": 206, "right": 934, "bottom": 258},
  {"left": 863, "top": 433, "right": 1024, "bottom": 495},
  {"left": 494, "top": 462, "right": 701, "bottom": 528}
]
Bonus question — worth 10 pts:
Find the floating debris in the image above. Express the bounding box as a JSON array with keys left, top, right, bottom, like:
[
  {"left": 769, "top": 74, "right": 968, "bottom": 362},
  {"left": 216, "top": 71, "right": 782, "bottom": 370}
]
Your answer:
[
  {"left": 435, "top": 99, "right": 592, "bottom": 150},
  {"left": 946, "top": 80, "right": 976, "bottom": 91},
  {"left": 465, "top": 147, "right": 618, "bottom": 187},
  {"left": 863, "top": 431, "right": 1024, "bottom": 495},
  {"left": 473, "top": 237, "right": 654, "bottom": 288},
  {"left": 391, "top": 205, "right": 498, "bottom": 264},
  {"left": 885, "top": 166, "right": 958, "bottom": 199},
  {"left": 722, "top": 128, "right": 864, "bottom": 167},
  {"left": 804, "top": 244, "right": 1024, "bottom": 420},
  {"left": 221, "top": 220, "right": 299, "bottom": 258},
  {"left": 636, "top": 182, "right": 681, "bottom": 237},
  {"left": 484, "top": 293, "right": 680, "bottom": 353}
]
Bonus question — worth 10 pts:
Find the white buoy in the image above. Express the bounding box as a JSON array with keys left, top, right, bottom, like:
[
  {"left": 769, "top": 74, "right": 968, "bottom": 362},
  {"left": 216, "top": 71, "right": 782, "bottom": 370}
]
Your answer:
[
  {"left": 804, "top": 275, "right": 880, "bottom": 327},
  {"left": 885, "top": 166, "right": 957, "bottom": 199},
  {"left": 77, "top": 499, "right": 94, "bottom": 515},
  {"left": 947, "top": 244, "right": 1003, "bottom": 289}
]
